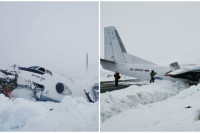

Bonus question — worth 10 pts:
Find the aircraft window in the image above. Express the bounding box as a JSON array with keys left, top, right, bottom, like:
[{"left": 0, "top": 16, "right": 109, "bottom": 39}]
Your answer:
[
  {"left": 38, "top": 67, "right": 45, "bottom": 73},
  {"left": 29, "top": 66, "right": 40, "bottom": 70},
  {"left": 56, "top": 83, "right": 64, "bottom": 94},
  {"left": 46, "top": 69, "right": 53, "bottom": 76}
]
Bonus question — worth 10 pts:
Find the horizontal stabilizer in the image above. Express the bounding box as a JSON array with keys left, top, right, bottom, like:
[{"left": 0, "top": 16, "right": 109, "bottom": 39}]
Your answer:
[
  {"left": 100, "top": 59, "right": 116, "bottom": 64},
  {"left": 100, "top": 58, "right": 117, "bottom": 73}
]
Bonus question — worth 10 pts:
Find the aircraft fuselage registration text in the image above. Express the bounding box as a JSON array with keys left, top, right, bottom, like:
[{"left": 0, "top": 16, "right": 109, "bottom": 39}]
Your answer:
[
  {"left": 130, "top": 68, "right": 148, "bottom": 72},
  {"left": 32, "top": 74, "right": 45, "bottom": 81}
]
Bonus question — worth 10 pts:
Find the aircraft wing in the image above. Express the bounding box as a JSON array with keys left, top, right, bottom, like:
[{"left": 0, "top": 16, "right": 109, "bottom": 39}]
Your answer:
[{"left": 166, "top": 66, "right": 200, "bottom": 81}]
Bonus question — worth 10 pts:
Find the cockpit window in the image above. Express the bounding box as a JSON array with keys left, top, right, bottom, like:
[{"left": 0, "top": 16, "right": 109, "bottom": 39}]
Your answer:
[
  {"left": 29, "top": 66, "right": 40, "bottom": 70},
  {"left": 38, "top": 67, "right": 45, "bottom": 73},
  {"left": 46, "top": 69, "right": 53, "bottom": 76}
]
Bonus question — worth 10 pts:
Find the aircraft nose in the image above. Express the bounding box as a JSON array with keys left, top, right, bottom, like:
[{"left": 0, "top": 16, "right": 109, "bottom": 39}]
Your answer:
[{"left": 165, "top": 73, "right": 172, "bottom": 76}]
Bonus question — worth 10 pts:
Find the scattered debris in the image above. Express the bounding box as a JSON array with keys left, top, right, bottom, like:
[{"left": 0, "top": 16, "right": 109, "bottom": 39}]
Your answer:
[
  {"left": 185, "top": 106, "right": 192, "bottom": 108},
  {"left": 50, "top": 108, "right": 54, "bottom": 111}
]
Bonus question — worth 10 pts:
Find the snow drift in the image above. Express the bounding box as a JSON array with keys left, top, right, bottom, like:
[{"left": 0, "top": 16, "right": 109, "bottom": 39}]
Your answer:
[
  {"left": 101, "top": 82, "right": 200, "bottom": 131},
  {"left": 101, "top": 80, "right": 189, "bottom": 122},
  {"left": 0, "top": 95, "right": 98, "bottom": 131}
]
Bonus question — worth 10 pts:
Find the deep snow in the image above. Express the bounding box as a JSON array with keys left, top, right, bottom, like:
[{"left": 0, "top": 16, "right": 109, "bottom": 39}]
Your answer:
[
  {"left": 101, "top": 81, "right": 200, "bottom": 131},
  {"left": 101, "top": 80, "right": 188, "bottom": 123},
  {"left": 0, "top": 95, "right": 98, "bottom": 131}
]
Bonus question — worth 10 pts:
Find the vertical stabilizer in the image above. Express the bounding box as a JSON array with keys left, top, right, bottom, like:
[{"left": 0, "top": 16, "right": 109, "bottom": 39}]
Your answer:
[
  {"left": 104, "top": 26, "right": 156, "bottom": 65},
  {"left": 104, "top": 26, "right": 126, "bottom": 63}
]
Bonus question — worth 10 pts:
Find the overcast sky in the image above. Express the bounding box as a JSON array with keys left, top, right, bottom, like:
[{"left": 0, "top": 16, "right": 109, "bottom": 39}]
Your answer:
[
  {"left": 101, "top": 2, "right": 200, "bottom": 65},
  {"left": 0, "top": 2, "right": 98, "bottom": 77}
]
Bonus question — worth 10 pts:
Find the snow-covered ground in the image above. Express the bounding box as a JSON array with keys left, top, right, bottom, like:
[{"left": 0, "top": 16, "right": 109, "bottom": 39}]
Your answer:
[
  {"left": 101, "top": 80, "right": 188, "bottom": 122},
  {"left": 101, "top": 81, "right": 200, "bottom": 131},
  {"left": 0, "top": 94, "right": 98, "bottom": 131}
]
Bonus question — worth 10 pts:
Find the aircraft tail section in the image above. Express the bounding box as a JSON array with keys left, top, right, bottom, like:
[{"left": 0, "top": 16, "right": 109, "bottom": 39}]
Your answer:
[
  {"left": 104, "top": 26, "right": 156, "bottom": 65},
  {"left": 104, "top": 26, "right": 127, "bottom": 63},
  {"left": 100, "top": 59, "right": 117, "bottom": 72}
]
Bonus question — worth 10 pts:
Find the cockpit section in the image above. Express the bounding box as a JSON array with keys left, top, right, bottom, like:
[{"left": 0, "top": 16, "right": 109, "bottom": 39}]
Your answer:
[{"left": 26, "top": 66, "right": 53, "bottom": 76}]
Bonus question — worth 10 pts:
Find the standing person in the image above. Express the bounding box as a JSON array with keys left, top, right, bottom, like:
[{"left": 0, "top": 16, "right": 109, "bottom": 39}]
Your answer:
[
  {"left": 114, "top": 71, "right": 120, "bottom": 86},
  {"left": 150, "top": 70, "right": 157, "bottom": 83}
]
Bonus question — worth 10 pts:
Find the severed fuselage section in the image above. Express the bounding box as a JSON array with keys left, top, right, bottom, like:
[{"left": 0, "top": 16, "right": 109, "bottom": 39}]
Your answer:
[{"left": 0, "top": 65, "right": 98, "bottom": 102}]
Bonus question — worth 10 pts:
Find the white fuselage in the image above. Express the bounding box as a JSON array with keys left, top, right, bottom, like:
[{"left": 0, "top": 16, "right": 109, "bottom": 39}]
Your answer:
[
  {"left": 101, "top": 61, "right": 187, "bottom": 82},
  {"left": 17, "top": 69, "right": 97, "bottom": 102}
]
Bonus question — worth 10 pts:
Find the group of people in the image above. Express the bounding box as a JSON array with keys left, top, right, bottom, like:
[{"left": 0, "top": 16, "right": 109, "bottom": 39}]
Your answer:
[{"left": 114, "top": 70, "right": 157, "bottom": 86}]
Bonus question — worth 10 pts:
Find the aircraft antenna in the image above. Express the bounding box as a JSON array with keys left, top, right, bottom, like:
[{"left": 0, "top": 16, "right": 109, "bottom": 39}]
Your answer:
[{"left": 86, "top": 52, "right": 88, "bottom": 72}]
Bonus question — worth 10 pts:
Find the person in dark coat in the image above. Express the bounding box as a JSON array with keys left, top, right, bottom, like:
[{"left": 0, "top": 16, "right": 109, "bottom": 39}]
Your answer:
[
  {"left": 114, "top": 71, "right": 120, "bottom": 86},
  {"left": 150, "top": 70, "right": 157, "bottom": 83}
]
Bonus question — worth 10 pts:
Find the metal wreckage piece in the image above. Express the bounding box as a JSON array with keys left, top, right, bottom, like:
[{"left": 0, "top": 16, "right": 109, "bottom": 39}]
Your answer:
[
  {"left": 0, "top": 69, "right": 18, "bottom": 98},
  {"left": 0, "top": 69, "right": 43, "bottom": 99},
  {"left": 0, "top": 66, "right": 99, "bottom": 102}
]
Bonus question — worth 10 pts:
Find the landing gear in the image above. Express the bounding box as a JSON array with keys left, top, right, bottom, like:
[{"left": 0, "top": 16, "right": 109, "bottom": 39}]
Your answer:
[{"left": 0, "top": 70, "right": 18, "bottom": 98}]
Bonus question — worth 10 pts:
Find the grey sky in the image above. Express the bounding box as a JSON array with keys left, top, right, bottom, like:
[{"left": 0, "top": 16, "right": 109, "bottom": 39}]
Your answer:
[
  {"left": 0, "top": 2, "right": 98, "bottom": 77},
  {"left": 101, "top": 2, "right": 200, "bottom": 65}
]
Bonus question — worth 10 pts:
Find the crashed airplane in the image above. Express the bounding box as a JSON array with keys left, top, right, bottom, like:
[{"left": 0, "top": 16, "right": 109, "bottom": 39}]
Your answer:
[
  {"left": 0, "top": 65, "right": 99, "bottom": 102},
  {"left": 101, "top": 26, "right": 200, "bottom": 85}
]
